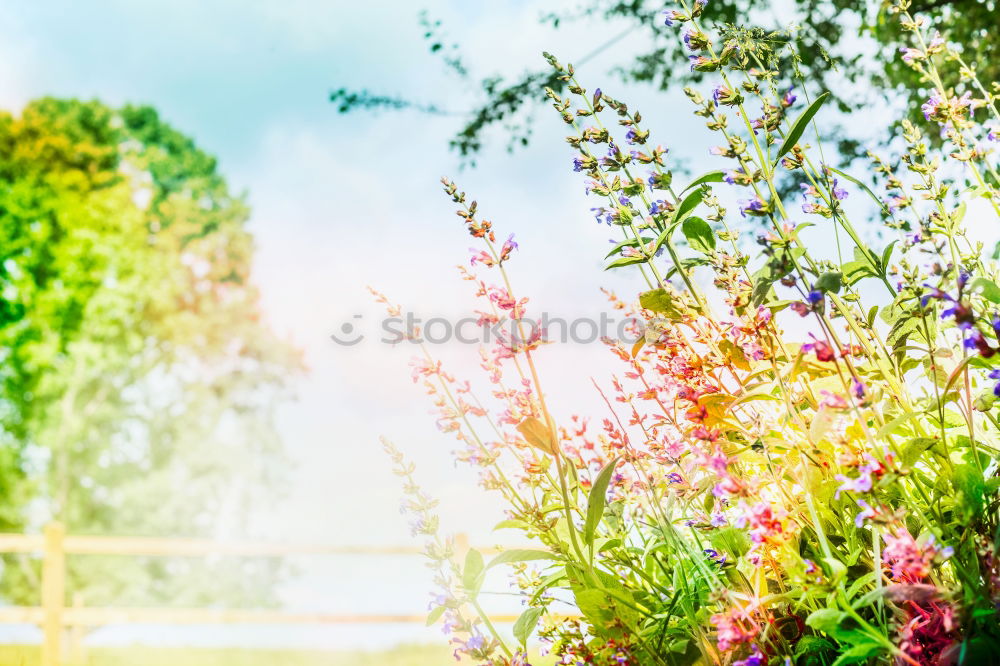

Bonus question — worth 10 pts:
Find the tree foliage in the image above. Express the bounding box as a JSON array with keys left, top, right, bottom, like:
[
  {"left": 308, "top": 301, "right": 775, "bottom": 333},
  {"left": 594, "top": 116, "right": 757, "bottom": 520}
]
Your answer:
[
  {"left": 330, "top": 0, "right": 996, "bottom": 162},
  {"left": 0, "top": 98, "right": 300, "bottom": 606}
]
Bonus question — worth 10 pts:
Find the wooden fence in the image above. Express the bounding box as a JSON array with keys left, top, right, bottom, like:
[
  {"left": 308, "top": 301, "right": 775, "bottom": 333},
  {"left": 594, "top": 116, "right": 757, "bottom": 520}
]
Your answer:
[{"left": 0, "top": 523, "right": 514, "bottom": 666}]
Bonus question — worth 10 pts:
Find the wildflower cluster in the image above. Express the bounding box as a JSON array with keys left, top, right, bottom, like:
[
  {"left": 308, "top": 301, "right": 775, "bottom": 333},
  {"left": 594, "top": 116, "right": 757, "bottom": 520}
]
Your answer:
[{"left": 385, "top": 1, "right": 1000, "bottom": 664}]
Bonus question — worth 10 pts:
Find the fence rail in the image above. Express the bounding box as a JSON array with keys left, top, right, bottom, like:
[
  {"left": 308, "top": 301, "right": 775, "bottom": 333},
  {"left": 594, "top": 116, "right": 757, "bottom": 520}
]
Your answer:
[{"left": 0, "top": 523, "right": 499, "bottom": 666}]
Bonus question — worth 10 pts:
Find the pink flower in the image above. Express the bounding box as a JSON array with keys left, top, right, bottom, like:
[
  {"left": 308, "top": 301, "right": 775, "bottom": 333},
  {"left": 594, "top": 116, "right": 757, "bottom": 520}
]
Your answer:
[
  {"left": 469, "top": 249, "right": 495, "bottom": 267},
  {"left": 710, "top": 608, "right": 756, "bottom": 652},
  {"left": 882, "top": 528, "right": 953, "bottom": 582}
]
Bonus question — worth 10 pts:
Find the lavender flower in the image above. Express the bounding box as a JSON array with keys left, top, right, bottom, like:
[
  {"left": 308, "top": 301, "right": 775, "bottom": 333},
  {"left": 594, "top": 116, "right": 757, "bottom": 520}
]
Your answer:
[
  {"left": 835, "top": 464, "right": 876, "bottom": 498},
  {"left": 855, "top": 500, "right": 876, "bottom": 527},
  {"left": 781, "top": 86, "right": 797, "bottom": 108},
  {"left": 738, "top": 196, "right": 769, "bottom": 217},
  {"left": 689, "top": 55, "right": 719, "bottom": 72},
  {"left": 662, "top": 9, "right": 684, "bottom": 26}
]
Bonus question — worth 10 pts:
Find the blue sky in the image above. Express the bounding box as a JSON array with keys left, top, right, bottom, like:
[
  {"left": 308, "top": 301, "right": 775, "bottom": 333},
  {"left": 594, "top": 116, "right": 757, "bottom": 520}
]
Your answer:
[{"left": 0, "top": 0, "right": 709, "bottom": 650}]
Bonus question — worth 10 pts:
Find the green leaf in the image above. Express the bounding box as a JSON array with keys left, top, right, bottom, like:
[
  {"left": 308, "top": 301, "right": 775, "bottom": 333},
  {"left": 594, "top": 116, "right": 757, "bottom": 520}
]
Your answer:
[
  {"left": 462, "top": 548, "right": 484, "bottom": 592},
  {"left": 880, "top": 240, "right": 897, "bottom": 272},
  {"left": 639, "top": 288, "right": 680, "bottom": 317},
  {"left": 672, "top": 187, "right": 704, "bottom": 223},
  {"left": 574, "top": 587, "right": 612, "bottom": 629},
  {"left": 832, "top": 642, "right": 885, "bottom": 665},
  {"left": 952, "top": 201, "right": 967, "bottom": 224},
  {"left": 426, "top": 605, "right": 446, "bottom": 626},
  {"left": 584, "top": 458, "right": 619, "bottom": 546},
  {"left": 529, "top": 569, "right": 565, "bottom": 605},
  {"left": 887, "top": 317, "right": 921, "bottom": 356},
  {"left": 901, "top": 437, "right": 941, "bottom": 466},
  {"left": 604, "top": 255, "right": 648, "bottom": 270},
  {"left": 680, "top": 170, "right": 725, "bottom": 193},
  {"left": 605, "top": 237, "right": 653, "bottom": 259},
  {"left": 814, "top": 271, "right": 843, "bottom": 294},
  {"left": 681, "top": 216, "right": 715, "bottom": 253},
  {"left": 971, "top": 277, "right": 1000, "bottom": 304},
  {"left": 794, "top": 635, "right": 837, "bottom": 662},
  {"left": 486, "top": 549, "right": 560, "bottom": 570},
  {"left": 876, "top": 411, "right": 921, "bottom": 438},
  {"left": 954, "top": 464, "right": 986, "bottom": 520},
  {"left": 517, "top": 417, "right": 558, "bottom": 456},
  {"left": 513, "top": 607, "right": 544, "bottom": 646},
  {"left": 650, "top": 225, "right": 674, "bottom": 257},
  {"left": 828, "top": 165, "right": 891, "bottom": 216},
  {"left": 822, "top": 557, "right": 847, "bottom": 584},
  {"left": 840, "top": 260, "right": 876, "bottom": 286},
  {"left": 775, "top": 92, "right": 829, "bottom": 161},
  {"left": 806, "top": 608, "right": 848, "bottom": 636}
]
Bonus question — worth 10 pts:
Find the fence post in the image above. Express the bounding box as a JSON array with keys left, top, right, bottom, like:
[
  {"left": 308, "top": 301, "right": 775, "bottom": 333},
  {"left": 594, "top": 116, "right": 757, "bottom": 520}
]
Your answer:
[
  {"left": 68, "top": 592, "right": 85, "bottom": 665},
  {"left": 41, "top": 522, "right": 65, "bottom": 666}
]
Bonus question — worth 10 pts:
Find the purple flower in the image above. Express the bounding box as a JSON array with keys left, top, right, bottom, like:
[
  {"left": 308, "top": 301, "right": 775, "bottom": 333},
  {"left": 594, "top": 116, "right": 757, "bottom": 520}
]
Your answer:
[
  {"left": 990, "top": 369, "right": 1000, "bottom": 397},
  {"left": 662, "top": 9, "right": 683, "bottom": 26},
  {"left": 987, "top": 122, "right": 999, "bottom": 142},
  {"left": 835, "top": 465, "right": 875, "bottom": 498},
  {"left": 900, "top": 46, "right": 922, "bottom": 64},
  {"left": 790, "top": 301, "right": 810, "bottom": 317},
  {"left": 921, "top": 284, "right": 951, "bottom": 307},
  {"left": 852, "top": 377, "right": 867, "bottom": 400},
  {"left": 922, "top": 92, "right": 946, "bottom": 121},
  {"left": 782, "top": 86, "right": 796, "bottom": 108},
  {"left": 855, "top": 500, "right": 876, "bottom": 527},
  {"left": 734, "top": 648, "right": 764, "bottom": 666},
  {"left": 831, "top": 179, "right": 848, "bottom": 200},
  {"left": 922, "top": 91, "right": 972, "bottom": 124},
  {"left": 704, "top": 548, "right": 727, "bottom": 566},
  {"left": 723, "top": 168, "right": 744, "bottom": 185},
  {"left": 683, "top": 27, "right": 696, "bottom": 49},
  {"left": 712, "top": 84, "right": 741, "bottom": 106},
  {"left": 688, "top": 55, "right": 718, "bottom": 72},
  {"left": 683, "top": 26, "right": 709, "bottom": 51},
  {"left": 738, "top": 196, "right": 768, "bottom": 217}
]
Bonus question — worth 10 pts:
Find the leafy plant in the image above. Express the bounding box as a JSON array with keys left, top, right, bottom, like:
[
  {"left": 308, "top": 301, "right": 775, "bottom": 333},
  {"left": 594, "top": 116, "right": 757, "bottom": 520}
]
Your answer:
[{"left": 384, "top": 1, "right": 1000, "bottom": 664}]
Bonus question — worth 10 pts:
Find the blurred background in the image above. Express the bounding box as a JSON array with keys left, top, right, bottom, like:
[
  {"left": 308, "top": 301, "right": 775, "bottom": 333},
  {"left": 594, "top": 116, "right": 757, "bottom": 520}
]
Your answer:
[{"left": 0, "top": 0, "right": 995, "bottom": 663}]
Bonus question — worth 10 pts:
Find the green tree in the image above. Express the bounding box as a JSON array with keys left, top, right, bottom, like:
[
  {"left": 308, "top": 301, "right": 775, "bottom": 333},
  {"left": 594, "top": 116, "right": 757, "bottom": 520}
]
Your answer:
[
  {"left": 0, "top": 98, "right": 300, "bottom": 607},
  {"left": 331, "top": 0, "right": 996, "bottom": 162}
]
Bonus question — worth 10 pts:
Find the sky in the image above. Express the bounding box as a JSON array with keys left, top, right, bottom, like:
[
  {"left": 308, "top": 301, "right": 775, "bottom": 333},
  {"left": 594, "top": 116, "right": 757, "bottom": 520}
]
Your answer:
[
  {"left": 4, "top": 0, "right": 993, "bottom": 653},
  {"left": 0, "top": 0, "right": 715, "bottom": 651}
]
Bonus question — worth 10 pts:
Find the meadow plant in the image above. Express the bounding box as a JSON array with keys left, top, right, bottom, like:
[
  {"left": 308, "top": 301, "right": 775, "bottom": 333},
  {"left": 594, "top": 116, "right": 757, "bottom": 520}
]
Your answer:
[{"left": 384, "top": 1, "right": 1000, "bottom": 663}]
